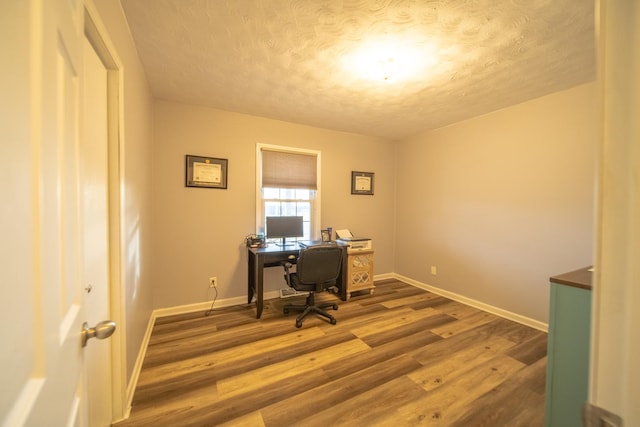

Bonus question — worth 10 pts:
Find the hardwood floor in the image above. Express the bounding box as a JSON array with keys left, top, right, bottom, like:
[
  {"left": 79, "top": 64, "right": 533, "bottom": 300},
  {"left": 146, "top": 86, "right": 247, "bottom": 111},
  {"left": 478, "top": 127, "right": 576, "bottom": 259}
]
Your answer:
[{"left": 114, "top": 280, "right": 547, "bottom": 426}]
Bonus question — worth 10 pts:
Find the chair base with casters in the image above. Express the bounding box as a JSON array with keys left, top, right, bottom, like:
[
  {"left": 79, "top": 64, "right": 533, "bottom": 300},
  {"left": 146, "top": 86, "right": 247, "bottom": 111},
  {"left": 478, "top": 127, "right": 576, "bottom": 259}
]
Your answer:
[
  {"left": 283, "top": 292, "right": 338, "bottom": 328},
  {"left": 281, "top": 244, "right": 343, "bottom": 328}
]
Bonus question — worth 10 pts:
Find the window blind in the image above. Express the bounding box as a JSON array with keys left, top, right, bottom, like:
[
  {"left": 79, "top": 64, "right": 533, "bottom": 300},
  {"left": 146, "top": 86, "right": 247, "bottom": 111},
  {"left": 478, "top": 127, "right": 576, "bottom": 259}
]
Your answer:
[{"left": 261, "top": 149, "right": 317, "bottom": 189}]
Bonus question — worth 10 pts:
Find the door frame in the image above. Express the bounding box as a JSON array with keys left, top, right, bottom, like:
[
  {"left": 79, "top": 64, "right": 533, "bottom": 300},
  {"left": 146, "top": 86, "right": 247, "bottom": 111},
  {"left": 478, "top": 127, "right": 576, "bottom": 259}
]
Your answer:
[{"left": 83, "top": 3, "right": 127, "bottom": 421}]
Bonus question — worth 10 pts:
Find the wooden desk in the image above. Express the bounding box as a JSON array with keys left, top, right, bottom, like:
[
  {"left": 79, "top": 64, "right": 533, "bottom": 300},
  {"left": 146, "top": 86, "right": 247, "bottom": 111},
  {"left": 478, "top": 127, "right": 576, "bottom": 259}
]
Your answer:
[{"left": 247, "top": 243, "right": 348, "bottom": 319}]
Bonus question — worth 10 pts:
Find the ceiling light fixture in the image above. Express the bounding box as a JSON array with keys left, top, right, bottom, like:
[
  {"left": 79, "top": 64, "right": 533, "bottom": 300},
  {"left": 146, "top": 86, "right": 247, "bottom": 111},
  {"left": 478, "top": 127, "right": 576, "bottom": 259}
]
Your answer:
[{"left": 342, "top": 37, "right": 438, "bottom": 83}]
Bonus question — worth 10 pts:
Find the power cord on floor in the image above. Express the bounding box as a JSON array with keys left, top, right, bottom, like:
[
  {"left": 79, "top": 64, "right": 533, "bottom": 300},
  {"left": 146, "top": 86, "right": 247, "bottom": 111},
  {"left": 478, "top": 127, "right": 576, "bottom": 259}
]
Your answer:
[
  {"left": 204, "top": 288, "right": 259, "bottom": 317},
  {"left": 204, "top": 286, "right": 218, "bottom": 316}
]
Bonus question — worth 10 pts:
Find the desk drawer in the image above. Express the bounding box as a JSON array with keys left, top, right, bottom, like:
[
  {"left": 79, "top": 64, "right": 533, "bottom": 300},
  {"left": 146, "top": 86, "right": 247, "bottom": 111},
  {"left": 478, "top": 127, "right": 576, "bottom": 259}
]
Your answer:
[{"left": 262, "top": 250, "right": 298, "bottom": 266}]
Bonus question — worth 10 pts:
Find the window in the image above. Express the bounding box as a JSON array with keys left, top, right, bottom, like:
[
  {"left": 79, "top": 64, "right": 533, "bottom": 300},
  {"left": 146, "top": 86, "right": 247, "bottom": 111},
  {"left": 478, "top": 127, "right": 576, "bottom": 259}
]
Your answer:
[{"left": 256, "top": 144, "right": 321, "bottom": 243}]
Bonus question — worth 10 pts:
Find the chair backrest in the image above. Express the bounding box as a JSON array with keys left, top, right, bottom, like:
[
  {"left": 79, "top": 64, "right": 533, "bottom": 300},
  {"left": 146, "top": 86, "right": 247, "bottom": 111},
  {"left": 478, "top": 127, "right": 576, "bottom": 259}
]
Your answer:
[{"left": 296, "top": 245, "right": 343, "bottom": 288}]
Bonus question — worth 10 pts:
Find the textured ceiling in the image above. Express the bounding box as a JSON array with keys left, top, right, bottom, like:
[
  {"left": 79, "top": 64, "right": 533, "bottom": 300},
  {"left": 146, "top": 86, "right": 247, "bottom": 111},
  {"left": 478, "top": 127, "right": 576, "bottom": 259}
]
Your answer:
[{"left": 120, "top": 0, "right": 595, "bottom": 140}]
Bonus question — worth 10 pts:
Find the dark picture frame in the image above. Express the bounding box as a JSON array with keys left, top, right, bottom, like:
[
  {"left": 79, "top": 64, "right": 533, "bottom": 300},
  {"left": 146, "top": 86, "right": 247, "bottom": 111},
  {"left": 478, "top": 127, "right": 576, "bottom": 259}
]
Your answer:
[
  {"left": 351, "top": 171, "right": 374, "bottom": 195},
  {"left": 185, "top": 155, "right": 228, "bottom": 189}
]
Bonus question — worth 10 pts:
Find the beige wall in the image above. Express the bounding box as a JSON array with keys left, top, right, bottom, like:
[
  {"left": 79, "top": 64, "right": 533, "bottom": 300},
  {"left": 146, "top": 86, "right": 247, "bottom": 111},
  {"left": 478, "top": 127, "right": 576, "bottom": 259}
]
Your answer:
[
  {"left": 151, "top": 101, "right": 396, "bottom": 309},
  {"left": 92, "top": 0, "right": 155, "bottom": 383},
  {"left": 151, "top": 84, "right": 596, "bottom": 322},
  {"left": 395, "top": 83, "right": 597, "bottom": 323}
]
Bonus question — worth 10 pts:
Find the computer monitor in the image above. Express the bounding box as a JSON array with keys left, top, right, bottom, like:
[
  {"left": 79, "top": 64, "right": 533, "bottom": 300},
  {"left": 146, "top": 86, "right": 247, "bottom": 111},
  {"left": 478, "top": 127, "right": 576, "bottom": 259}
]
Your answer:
[{"left": 266, "top": 216, "right": 304, "bottom": 247}]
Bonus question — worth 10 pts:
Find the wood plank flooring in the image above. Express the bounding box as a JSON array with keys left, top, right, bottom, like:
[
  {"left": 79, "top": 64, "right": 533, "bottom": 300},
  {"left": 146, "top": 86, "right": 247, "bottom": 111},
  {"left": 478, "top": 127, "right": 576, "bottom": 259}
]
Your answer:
[{"left": 114, "top": 280, "right": 547, "bottom": 426}]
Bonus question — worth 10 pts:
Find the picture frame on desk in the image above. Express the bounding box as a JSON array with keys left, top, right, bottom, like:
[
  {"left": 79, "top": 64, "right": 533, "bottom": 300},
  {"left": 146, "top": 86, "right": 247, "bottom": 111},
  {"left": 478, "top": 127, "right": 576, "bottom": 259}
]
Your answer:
[
  {"left": 185, "top": 155, "right": 228, "bottom": 189},
  {"left": 351, "top": 171, "right": 374, "bottom": 195},
  {"left": 321, "top": 229, "right": 331, "bottom": 242}
]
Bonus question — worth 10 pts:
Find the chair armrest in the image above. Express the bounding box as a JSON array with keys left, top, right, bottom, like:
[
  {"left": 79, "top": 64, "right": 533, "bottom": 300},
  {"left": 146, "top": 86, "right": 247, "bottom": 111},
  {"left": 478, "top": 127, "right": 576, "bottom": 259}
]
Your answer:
[{"left": 281, "top": 261, "right": 294, "bottom": 286}]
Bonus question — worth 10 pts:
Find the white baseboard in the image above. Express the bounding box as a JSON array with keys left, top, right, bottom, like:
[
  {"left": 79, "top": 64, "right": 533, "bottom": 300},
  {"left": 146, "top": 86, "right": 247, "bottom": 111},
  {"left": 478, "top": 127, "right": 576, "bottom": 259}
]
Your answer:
[
  {"left": 153, "top": 295, "right": 250, "bottom": 318},
  {"left": 393, "top": 273, "right": 548, "bottom": 332},
  {"left": 118, "top": 311, "right": 156, "bottom": 422}
]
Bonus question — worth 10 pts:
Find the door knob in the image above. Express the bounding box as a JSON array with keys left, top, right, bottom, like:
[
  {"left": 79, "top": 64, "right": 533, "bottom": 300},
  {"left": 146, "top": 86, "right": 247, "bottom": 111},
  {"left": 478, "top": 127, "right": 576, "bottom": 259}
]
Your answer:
[{"left": 81, "top": 320, "right": 116, "bottom": 347}]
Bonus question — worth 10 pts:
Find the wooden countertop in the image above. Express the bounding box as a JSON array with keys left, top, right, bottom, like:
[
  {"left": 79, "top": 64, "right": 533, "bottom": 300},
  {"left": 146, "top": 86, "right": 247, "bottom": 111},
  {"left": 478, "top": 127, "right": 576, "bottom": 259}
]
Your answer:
[{"left": 550, "top": 266, "right": 592, "bottom": 290}]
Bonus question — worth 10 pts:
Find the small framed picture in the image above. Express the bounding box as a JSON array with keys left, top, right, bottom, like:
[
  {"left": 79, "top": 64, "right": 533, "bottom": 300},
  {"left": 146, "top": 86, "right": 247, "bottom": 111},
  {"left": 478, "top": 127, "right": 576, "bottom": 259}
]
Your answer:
[
  {"left": 186, "top": 155, "right": 228, "bottom": 189},
  {"left": 351, "top": 171, "right": 374, "bottom": 195},
  {"left": 321, "top": 229, "right": 331, "bottom": 242}
]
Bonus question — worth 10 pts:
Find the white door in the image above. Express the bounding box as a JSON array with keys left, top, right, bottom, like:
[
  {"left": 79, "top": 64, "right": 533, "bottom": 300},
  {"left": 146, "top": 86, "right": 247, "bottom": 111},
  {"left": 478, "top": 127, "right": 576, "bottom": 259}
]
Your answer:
[
  {"left": 1, "top": 0, "right": 99, "bottom": 425},
  {"left": 81, "top": 37, "right": 114, "bottom": 427},
  {"left": 26, "top": 0, "right": 87, "bottom": 423}
]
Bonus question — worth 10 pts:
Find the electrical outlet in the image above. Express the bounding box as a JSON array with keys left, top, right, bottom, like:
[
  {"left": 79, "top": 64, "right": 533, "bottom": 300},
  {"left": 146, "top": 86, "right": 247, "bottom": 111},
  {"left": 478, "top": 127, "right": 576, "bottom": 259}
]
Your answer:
[
  {"left": 430, "top": 266, "right": 437, "bottom": 276},
  {"left": 209, "top": 277, "right": 218, "bottom": 288}
]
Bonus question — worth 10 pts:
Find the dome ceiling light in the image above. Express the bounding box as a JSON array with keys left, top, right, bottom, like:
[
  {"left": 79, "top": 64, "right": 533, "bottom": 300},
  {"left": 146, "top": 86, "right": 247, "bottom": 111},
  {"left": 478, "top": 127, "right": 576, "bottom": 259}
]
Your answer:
[{"left": 342, "top": 37, "right": 439, "bottom": 83}]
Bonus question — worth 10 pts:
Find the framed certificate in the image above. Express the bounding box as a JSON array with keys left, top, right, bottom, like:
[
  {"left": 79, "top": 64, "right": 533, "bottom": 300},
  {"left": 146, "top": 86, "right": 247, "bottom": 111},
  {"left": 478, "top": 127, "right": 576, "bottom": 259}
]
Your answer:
[
  {"left": 351, "top": 171, "right": 374, "bottom": 195},
  {"left": 185, "top": 155, "right": 228, "bottom": 189}
]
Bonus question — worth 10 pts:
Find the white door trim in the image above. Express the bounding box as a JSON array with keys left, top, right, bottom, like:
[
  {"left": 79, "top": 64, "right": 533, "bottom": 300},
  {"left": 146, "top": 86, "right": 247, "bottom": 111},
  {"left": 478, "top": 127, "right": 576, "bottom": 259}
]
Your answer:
[{"left": 83, "top": 3, "right": 127, "bottom": 421}]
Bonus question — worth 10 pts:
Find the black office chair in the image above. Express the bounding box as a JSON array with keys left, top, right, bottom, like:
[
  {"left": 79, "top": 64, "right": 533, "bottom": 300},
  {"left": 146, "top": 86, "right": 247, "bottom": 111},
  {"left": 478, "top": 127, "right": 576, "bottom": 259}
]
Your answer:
[{"left": 282, "top": 245, "right": 343, "bottom": 328}]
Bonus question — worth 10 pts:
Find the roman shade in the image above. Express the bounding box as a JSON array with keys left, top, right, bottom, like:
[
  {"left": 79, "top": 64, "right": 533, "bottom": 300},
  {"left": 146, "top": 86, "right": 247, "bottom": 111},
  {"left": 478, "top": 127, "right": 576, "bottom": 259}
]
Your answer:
[{"left": 261, "top": 149, "right": 318, "bottom": 190}]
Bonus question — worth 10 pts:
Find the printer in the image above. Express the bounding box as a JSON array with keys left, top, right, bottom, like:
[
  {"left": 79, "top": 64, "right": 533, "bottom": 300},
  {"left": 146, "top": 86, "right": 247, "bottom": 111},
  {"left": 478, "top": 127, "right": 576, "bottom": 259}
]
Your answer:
[{"left": 335, "top": 229, "right": 372, "bottom": 252}]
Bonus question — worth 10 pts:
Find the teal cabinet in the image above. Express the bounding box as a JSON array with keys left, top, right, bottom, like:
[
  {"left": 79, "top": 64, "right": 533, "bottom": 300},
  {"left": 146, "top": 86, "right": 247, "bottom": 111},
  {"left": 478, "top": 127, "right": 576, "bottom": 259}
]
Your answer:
[{"left": 544, "top": 268, "right": 592, "bottom": 427}]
